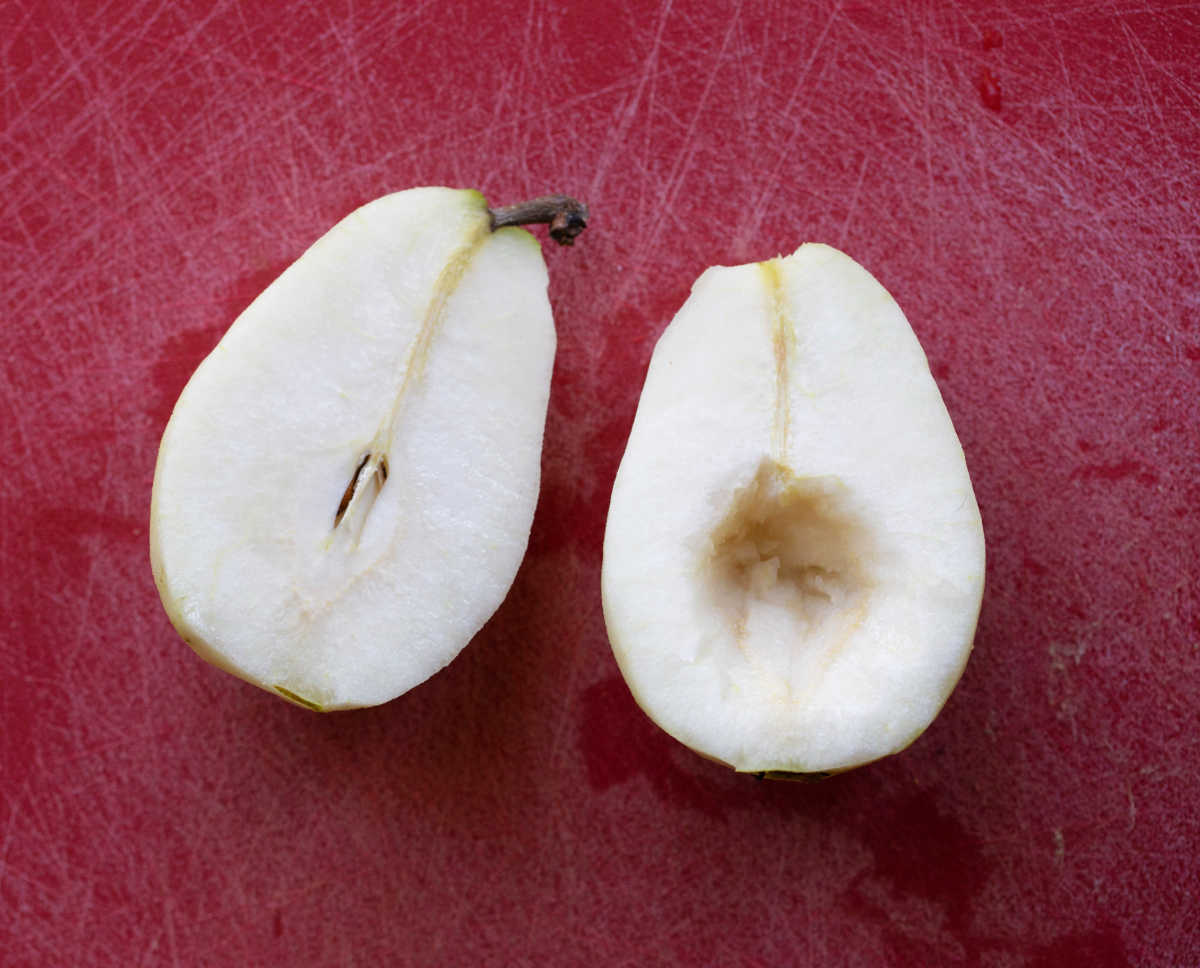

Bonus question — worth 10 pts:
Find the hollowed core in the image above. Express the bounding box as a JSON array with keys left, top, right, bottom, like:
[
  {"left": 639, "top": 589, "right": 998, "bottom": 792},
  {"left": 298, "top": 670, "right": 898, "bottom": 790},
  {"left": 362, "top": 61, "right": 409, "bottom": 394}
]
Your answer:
[{"left": 707, "top": 460, "right": 873, "bottom": 670}]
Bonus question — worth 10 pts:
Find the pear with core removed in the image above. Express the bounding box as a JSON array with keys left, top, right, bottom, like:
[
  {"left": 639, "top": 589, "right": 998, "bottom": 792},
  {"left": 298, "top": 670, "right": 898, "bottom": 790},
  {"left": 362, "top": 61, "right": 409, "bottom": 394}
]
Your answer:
[
  {"left": 150, "top": 187, "right": 585, "bottom": 710},
  {"left": 601, "top": 244, "right": 985, "bottom": 774}
]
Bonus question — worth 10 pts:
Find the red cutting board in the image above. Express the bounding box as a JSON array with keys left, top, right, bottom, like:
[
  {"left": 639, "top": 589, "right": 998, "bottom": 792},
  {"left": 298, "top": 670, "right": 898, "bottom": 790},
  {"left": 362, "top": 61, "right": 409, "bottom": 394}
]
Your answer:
[{"left": 3, "top": 2, "right": 1197, "bottom": 965}]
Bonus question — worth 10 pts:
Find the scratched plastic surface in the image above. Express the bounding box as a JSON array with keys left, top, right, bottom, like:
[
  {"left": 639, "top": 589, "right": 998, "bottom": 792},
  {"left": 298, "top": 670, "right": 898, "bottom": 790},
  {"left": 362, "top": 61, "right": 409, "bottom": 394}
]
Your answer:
[{"left": 2, "top": 2, "right": 1198, "bottom": 965}]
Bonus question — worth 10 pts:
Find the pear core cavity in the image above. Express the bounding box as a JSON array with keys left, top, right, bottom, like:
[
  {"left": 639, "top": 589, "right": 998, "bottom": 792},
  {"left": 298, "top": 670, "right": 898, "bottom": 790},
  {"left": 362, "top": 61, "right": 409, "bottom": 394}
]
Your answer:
[{"left": 706, "top": 458, "right": 873, "bottom": 644}]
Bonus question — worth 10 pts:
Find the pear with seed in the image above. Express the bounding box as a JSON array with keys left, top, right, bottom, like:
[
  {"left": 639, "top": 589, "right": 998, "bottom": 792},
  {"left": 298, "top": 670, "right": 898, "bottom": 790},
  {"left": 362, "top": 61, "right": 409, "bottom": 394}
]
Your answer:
[
  {"left": 150, "top": 187, "right": 587, "bottom": 710},
  {"left": 601, "top": 244, "right": 985, "bottom": 774}
]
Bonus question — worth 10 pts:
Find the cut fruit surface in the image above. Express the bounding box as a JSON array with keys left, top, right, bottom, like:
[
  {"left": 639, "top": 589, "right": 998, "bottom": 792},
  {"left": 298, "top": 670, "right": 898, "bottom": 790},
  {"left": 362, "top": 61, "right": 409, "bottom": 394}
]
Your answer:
[
  {"left": 601, "top": 244, "right": 985, "bottom": 773},
  {"left": 150, "top": 188, "right": 557, "bottom": 710}
]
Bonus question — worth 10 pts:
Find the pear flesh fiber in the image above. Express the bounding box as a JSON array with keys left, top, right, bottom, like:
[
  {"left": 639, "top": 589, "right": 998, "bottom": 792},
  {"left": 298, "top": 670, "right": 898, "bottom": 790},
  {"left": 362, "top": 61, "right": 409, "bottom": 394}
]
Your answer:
[
  {"left": 150, "top": 188, "right": 555, "bottom": 710},
  {"left": 601, "top": 244, "right": 985, "bottom": 774}
]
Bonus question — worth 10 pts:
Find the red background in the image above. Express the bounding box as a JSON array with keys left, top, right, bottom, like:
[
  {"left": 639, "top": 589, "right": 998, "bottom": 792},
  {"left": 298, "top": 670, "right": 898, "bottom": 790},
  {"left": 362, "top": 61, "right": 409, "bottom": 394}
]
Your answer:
[{"left": 3, "top": 1, "right": 1198, "bottom": 965}]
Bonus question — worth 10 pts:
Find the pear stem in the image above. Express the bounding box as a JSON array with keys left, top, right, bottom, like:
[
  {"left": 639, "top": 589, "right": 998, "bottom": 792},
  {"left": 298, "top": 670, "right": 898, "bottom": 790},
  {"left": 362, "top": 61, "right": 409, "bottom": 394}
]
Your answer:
[{"left": 489, "top": 195, "right": 589, "bottom": 246}]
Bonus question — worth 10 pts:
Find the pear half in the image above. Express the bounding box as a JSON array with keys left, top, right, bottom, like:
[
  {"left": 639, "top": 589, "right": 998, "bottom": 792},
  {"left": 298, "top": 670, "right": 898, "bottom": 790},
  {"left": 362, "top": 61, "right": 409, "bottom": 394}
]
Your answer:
[
  {"left": 151, "top": 188, "right": 557, "bottom": 710},
  {"left": 601, "top": 244, "right": 985, "bottom": 774}
]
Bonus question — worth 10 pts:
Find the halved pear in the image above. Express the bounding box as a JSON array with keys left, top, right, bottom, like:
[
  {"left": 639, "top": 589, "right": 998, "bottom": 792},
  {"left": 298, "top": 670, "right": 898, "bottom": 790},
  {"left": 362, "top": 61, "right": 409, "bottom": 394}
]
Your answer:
[
  {"left": 601, "top": 244, "right": 985, "bottom": 774},
  {"left": 150, "top": 187, "right": 570, "bottom": 710}
]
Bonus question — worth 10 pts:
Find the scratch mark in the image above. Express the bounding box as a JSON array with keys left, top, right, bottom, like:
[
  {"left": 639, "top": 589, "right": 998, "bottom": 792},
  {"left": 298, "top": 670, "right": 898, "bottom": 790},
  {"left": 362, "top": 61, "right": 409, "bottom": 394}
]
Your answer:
[
  {"left": 919, "top": 2, "right": 937, "bottom": 261},
  {"left": 837, "top": 154, "right": 870, "bottom": 247},
  {"left": 734, "top": 0, "right": 844, "bottom": 251},
  {"left": 0, "top": 785, "right": 23, "bottom": 876},
  {"left": 587, "top": 0, "right": 672, "bottom": 200},
  {"left": 614, "top": 0, "right": 744, "bottom": 309}
]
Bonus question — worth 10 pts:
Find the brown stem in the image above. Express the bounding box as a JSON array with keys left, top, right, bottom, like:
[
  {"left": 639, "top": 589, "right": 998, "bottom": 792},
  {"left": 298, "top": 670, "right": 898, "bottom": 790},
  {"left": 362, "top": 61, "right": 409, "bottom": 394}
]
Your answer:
[{"left": 488, "top": 195, "right": 589, "bottom": 246}]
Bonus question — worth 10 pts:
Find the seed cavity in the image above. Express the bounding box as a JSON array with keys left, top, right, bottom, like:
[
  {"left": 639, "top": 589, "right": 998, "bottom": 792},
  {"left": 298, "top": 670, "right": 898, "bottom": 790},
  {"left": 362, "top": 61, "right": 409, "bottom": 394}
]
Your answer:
[
  {"left": 334, "top": 453, "right": 372, "bottom": 528},
  {"left": 704, "top": 459, "right": 875, "bottom": 693},
  {"left": 707, "top": 459, "right": 870, "bottom": 629},
  {"left": 333, "top": 452, "right": 390, "bottom": 531}
]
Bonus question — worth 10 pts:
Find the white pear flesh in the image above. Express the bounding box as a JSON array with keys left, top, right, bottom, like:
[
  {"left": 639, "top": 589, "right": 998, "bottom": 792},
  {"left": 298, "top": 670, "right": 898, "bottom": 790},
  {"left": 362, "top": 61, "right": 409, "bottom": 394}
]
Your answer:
[
  {"left": 601, "top": 244, "right": 985, "bottom": 774},
  {"left": 150, "top": 188, "right": 555, "bottom": 710}
]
